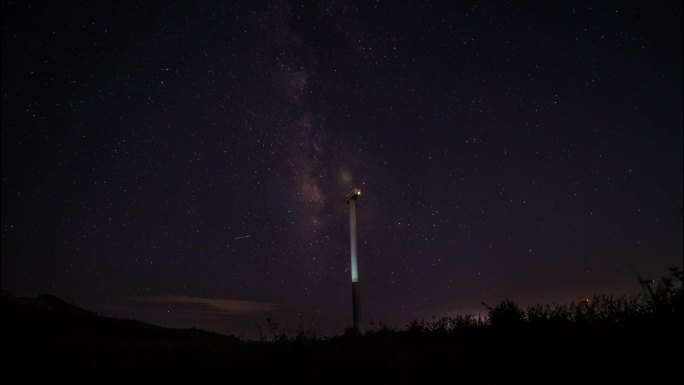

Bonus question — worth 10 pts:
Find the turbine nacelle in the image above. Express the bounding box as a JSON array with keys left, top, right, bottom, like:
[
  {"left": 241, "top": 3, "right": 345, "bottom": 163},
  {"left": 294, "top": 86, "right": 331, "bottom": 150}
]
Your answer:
[{"left": 346, "top": 188, "right": 362, "bottom": 202}]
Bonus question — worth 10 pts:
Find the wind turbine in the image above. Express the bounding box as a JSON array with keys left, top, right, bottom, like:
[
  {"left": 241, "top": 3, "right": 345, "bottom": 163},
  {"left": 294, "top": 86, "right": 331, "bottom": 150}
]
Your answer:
[{"left": 346, "top": 188, "right": 362, "bottom": 330}]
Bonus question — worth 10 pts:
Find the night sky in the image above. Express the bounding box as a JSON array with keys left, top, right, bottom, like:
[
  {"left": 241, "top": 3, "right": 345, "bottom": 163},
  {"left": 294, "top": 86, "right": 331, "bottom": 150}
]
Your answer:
[{"left": 2, "top": 1, "right": 682, "bottom": 338}]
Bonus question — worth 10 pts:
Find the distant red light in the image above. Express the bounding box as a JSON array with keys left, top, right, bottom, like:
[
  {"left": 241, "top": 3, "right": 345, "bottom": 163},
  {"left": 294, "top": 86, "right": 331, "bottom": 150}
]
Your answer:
[{"left": 580, "top": 298, "right": 590, "bottom": 303}]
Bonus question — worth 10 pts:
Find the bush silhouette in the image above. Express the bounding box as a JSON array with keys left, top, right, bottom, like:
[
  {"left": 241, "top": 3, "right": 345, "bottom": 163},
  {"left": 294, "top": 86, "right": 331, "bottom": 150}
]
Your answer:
[
  {"left": 484, "top": 299, "right": 526, "bottom": 328},
  {"left": 644, "top": 267, "right": 683, "bottom": 318}
]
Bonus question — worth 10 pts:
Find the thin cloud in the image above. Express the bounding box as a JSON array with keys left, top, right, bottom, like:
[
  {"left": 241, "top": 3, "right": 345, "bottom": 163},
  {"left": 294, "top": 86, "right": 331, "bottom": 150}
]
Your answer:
[{"left": 142, "top": 296, "right": 280, "bottom": 316}]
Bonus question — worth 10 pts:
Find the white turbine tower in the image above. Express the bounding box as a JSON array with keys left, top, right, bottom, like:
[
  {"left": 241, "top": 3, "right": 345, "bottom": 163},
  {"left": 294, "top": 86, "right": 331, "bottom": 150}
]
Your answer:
[{"left": 346, "top": 188, "right": 362, "bottom": 330}]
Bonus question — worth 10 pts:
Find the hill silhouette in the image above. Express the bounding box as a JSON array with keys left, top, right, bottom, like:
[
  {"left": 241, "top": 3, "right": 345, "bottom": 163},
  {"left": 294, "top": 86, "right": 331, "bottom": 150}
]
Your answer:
[{"left": 2, "top": 269, "right": 682, "bottom": 384}]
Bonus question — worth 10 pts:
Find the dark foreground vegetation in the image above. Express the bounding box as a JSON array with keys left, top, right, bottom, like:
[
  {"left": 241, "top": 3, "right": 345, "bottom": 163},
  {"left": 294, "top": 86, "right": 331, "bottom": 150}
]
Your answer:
[{"left": 3, "top": 268, "right": 682, "bottom": 384}]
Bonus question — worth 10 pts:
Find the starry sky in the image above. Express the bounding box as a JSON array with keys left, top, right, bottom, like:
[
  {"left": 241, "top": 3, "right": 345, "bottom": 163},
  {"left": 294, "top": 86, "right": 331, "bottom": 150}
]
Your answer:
[{"left": 2, "top": 1, "right": 682, "bottom": 338}]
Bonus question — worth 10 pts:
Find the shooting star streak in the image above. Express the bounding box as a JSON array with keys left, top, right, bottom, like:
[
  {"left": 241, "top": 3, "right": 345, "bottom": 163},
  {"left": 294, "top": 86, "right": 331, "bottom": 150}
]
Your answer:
[{"left": 234, "top": 234, "right": 251, "bottom": 240}]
